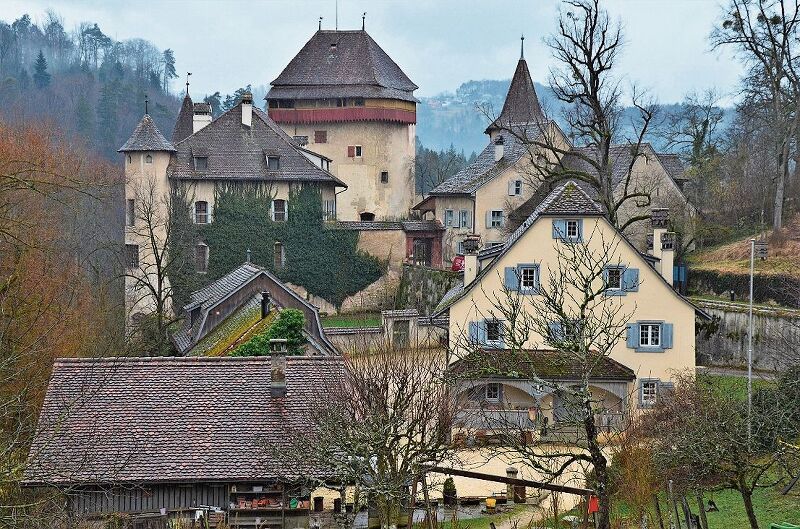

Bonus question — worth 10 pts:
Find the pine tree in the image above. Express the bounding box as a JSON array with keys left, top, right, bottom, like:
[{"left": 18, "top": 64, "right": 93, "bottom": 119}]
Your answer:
[
  {"left": 33, "top": 50, "right": 51, "bottom": 89},
  {"left": 162, "top": 49, "right": 177, "bottom": 92}
]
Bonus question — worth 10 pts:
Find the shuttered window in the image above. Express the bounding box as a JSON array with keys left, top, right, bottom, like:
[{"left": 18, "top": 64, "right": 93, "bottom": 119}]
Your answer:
[
  {"left": 603, "top": 266, "right": 639, "bottom": 295},
  {"left": 626, "top": 321, "right": 673, "bottom": 352},
  {"left": 468, "top": 319, "right": 505, "bottom": 349},
  {"left": 314, "top": 130, "right": 327, "bottom": 143},
  {"left": 504, "top": 264, "right": 540, "bottom": 294},
  {"left": 552, "top": 219, "right": 583, "bottom": 242}
]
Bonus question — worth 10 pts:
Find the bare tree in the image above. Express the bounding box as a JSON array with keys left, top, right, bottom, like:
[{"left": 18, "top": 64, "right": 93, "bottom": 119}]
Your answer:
[
  {"left": 451, "top": 221, "right": 637, "bottom": 529},
  {"left": 713, "top": 0, "right": 800, "bottom": 229},
  {"left": 270, "top": 342, "right": 460, "bottom": 529}
]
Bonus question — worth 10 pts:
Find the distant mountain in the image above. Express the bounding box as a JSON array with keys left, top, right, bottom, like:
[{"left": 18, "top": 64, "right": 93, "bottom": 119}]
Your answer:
[{"left": 416, "top": 79, "right": 731, "bottom": 157}]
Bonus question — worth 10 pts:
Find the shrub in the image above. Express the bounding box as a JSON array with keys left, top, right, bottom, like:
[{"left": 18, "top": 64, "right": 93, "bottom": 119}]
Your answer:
[{"left": 231, "top": 309, "right": 306, "bottom": 356}]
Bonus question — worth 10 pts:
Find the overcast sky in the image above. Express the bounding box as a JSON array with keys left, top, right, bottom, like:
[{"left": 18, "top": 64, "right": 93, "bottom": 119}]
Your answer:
[{"left": 4, "top": 0, "right": 743, "bottom": 104}]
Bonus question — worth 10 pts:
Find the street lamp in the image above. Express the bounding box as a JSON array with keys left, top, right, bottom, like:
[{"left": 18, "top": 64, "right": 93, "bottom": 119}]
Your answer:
[{"left": 747, "top": 238, "right": 768, "bottom": 442}]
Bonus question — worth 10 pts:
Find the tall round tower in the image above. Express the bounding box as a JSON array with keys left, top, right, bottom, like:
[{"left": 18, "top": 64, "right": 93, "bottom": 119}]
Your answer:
[{"left": 267, "top": 29, "right": 418, "bottom": 221}]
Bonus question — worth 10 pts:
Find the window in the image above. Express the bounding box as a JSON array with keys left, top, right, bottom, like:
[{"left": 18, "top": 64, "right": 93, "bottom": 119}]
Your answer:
[
  {"left": 314, "top": 130, "right": 327, "bottom": 144},
  {"left": 274, "top": 241, "right": 285, "bottom": 269},
  {"left": 459, "top": 210, "right": 471, "bottom": 229},
  {"left": 126, "top": 199, "right": 135, "bottom": 227},
  {"left": 324, "top": 199, "right": 336, "bottom": 220},
  {"left": 145, "top": 154, "right": 152, "bottom": 164},
  {"left": 272, "top": 199, "right": 287, "bottom": 222},
  {"left": 490, "top": 210, "right": 504, "bottom": 228},
  {"left": 354, "top": 98, "right": 365, "bottom": 107},
  {"left": 267, "top": 155, "right": 280, "bottom": 170},
  {"left": 193, "top": 156, "right": 208, "bottom": 170},
  {"left": 520, "top": 266, "right": 538, "bottom": 292},
  {"left": 457, "top": 241, "right": 465, "bottom": 255},
  {"left": 640, "top": 380, "right": 659, "bottom": 407},
  {"left": 606, "top": 267, "right": 623, "bottom": 290},
  {"left": 127, "top": 155, "right": 132, "bottom": 164},
  {"left": 125, "top": 244, "right": 139, "bottom": 268},
  {"left": 380, "top": 171, "right": 389, "bottom": 184},
  {"left": 553, "top": 219, "right": 583, "bottom": 242},
  {"left": 640, "top": 323, "right": 661, "bottom": 347},
  {"left": 195, "top": 201, "right": 209, "bottom": 224},
  {"left": 355, "top": 145, "right": 363, "bottom": 157},
  {"left": 335, "top": 98, "right": 346, "bottom": 107},
  {"left": 485, "top": 383, "right": 500, "bottom": 402},
  {"left": 508, "top": 179, "right": 523, "bottom": 196},
  {"left": 195, "top": 244, "right": 208, "bottom": 274},
  {"left": 444, "top": 209, "right": 454, "bottom": 228},
  {"left": 360, "top": 212, "right": 375, "bottom": 221},
  {"left": 293, "top": 135, "right": 308, "bottom": 146},
  {"left": 486, "top": 320, "right": 502, "bottom": 343},
  {"left": 566, "top": 220, "right": 579, "bottom": 239}
]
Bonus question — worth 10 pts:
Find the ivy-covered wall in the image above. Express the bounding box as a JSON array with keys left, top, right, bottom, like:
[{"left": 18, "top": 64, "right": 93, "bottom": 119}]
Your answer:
[{"left": 169, "top": 183, "right": 385, "bottom": 309}]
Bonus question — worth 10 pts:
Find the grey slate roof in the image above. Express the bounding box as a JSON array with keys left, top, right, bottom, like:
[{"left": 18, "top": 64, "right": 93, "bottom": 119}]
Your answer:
[
  {"left": 169, "top": 103, "right": 344, "bottom": 186},
  {"left": 184, "top": 262, "right": 263, "bottom": 312},
  {"left": 331, "top": 220, "right": 443, "bottom": 232},
  {"left": 172, "top": 94, "right": 194, "bottom": 143},
  {"left": 269, "top": 30, "right": 417, "bottom": 102},
  {"left": 486, "top": 58, "right": 545, "bottom": 133},
  {"left": 428, "top": 125, "right": 546, "bottom": 196},
  {"left": 23, "top": 356, "right": 344, "bottom": 485},
  {"left": 560, "top": 143, "right": 662, "bottom": 188},
  {"left": 656, "top": 153, "right": 688, "bottom": 182},
  {"left": 118, "top": 114, "right": 176, "bottom": 153}
]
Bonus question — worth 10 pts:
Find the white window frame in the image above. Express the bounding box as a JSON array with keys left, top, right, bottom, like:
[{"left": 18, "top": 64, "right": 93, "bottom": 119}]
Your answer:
[
  {"left": 194, "top": 201, "right": 209, "bottom": 224},
  {"left": 566, "top": 219, "right": 579, "bottom": 240},
  {"left": 640, "top": 380, "right": 659, "bottom": 407},
  {"left": 444, "top": 209, "right": 454, "bottom": 228},
  {"left": 486, "top": 319, "right": 502, "bottom": 345},
  {"left": 639, "top": 323, "right": 662, "bottom": 348},
  {"left": 490, "top": 210, "right": 504, "bottom": 228},
  {"left": 513, "top": 179, "right": 523, "bottom": 196},
  {"left": 519, "top": 265, "right": 538, "bottom": 292},
  {"left": 354, "top": 145, "right": 363, "bottom": 157},
  {"left": 606, "top": 267, "right": 623, "bottom": 291},
  {"left": 457, "top": 241, "right": 465, "bottom": 255},
  {"left": 459, "top": 210, "right": 469, "bottom": 228},
  {"left": 272, "top": 199, "right": 287, "bottom": 222},
  {"left": 485, "top": 383, "right": 500, "bottom": 402}
]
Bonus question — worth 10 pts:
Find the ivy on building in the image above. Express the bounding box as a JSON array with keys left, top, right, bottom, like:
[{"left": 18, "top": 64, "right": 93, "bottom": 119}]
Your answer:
[{"left": 169, "top": 183, "right": 385, "bottom": 309}]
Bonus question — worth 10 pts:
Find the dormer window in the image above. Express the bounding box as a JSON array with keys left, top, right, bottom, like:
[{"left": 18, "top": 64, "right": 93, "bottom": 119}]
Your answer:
[
  {"left": 193, "top": 156, "right": 208, "bottom": 171},
  {"left": 145, "top": 154, "right": 152, "bottom": 164},
  {"left": 267, "top": 156, "right": 280, "bottom": 171}
]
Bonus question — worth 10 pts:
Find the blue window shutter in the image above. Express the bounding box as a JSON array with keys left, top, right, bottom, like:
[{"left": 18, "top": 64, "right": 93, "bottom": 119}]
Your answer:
[
  {"left": 623, "top": 268, "right": 639, "bottom": 292},
  {"left": 552, "top": 219, "right": 566, "bottom": 239},
  {"left": 535, "top": 264, "right": 541, "bottom": 293},
  {"left": 485, "top": 210, "right": 492, "bottom": 229},
  {"left": 498, "top": 322, "right": 506, "bottom": 349},
  {"left": 504, "top": 267, "right": 519, "bottom": 291},
  {"left": 548, "top": 321, "right": 563, "bottom": 344},
  {"left": 662, "top": 323, "right": 673, "bottom": 349},
  {"left": 576, "top": 219, "right": 584, "bottom": 242},
  {"left": 468, "top": 321, "right": 478, "bottom": 343},
  {"left": 478, "top": 320, "right": 488, "bottom": 345},
  {"left": 626, "top": 323, "right": 639, "bottom": 348}
]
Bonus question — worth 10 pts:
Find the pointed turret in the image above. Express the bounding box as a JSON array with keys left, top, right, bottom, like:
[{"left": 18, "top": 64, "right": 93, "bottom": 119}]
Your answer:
[
  {"left": 172, "top": 93, "right": 194, "bottom": 143},
  {"left": 118, "top": 114, "right": 176, "bottom": 153},
  {"left": 485, "top": 56, "right": 545, "bottom": 135}
]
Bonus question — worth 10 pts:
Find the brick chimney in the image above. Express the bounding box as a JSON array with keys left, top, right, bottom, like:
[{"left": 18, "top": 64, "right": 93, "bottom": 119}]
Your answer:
[
  {"left": 269, "top": 338, "right": 287, "bottom": 398},
  {"left": 192, "top": 103, "right": 212, "bottom": 133},
  {"left": 462, "top": 234, "right": 481, "bottom": 285},
  {"left": 241, "top": 92, "right": 253, "bottom": 128},
  {"left": 494, "top": 136, "right": 505, "bottom": 162}
]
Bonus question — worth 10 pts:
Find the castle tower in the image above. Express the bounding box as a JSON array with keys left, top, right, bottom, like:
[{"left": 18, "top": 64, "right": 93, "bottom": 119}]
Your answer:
[
  {"left": 484, "top": 54, "right": 546, "bottom": 141},
  {"left": 118, "top": 114, "right": 176, "bottom": 322},
  {"left": 267, "top": 29, "right": 418, "bottom": 221}
]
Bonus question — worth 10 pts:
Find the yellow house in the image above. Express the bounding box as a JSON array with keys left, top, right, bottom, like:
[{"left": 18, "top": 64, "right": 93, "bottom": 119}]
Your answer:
[{"left": 433, "top": 181, "right": 707, "bottom": 429}]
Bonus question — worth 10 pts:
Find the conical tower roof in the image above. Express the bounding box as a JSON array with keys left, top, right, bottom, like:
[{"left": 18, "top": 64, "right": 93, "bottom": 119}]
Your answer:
[
  {"left": 486, "top": 58, "right": 545, "bottom": 134},
  {"left": 172, "top": 93, "right": 194, "bottom": 143},
  {"left": 118, "top": 114, "right": 176, "bottom": 152}
]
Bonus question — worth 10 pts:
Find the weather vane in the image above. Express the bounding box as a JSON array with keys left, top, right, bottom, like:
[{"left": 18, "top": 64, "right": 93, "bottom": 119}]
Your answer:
[
  {"left": 521, "top": 35, "right": 525, "bottom": 59},
  {"left": 186, "top": 72, "right": 192, "bottom": 95},
  {"left": 144, "top": 94, "right": 149, "bottom": 115},
  {"left": 362, "top": 12, "right": 366, "bottom": 30}
]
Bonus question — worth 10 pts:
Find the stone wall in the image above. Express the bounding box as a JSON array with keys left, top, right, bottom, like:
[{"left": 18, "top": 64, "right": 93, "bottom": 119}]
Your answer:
[
  {"left": 696, "top": 299, "right": 800, "bottom": 371},
  {"left": 396, "top": 264, "right": 462, "bottom": 315}
]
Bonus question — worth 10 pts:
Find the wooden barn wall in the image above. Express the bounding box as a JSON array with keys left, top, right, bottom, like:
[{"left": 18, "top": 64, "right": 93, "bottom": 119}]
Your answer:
[{"left": 69, "top": 483, "right": 228, "bottom": 515}]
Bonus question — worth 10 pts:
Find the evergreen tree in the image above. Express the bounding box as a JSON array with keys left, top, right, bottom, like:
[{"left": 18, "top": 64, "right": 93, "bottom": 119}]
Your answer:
[
  {"left": 17, "top": 67, "right": 30, "bottom": 89},
  {"left": 203, "top": 92, "right": 223, "bottom": 118},
  {"left": 162, "top": 48, "right": 177, "bottom": 92},
  {"left": 222, "top": 85, "right": 252, "bottom": 112},
  {"left": 32, "top": 50, "right": 50, "bottom": 89},
  {"left": 76, "top": 95, "right": 93, "bottom": 137}
]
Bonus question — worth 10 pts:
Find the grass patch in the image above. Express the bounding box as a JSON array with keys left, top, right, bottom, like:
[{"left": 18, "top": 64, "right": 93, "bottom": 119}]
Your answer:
[
  {"left": 437, "top": 505, "right": 527, "bottom": 529},
  {"left": 702, "top": 486, "right": 800, "bottom": 528},
  {"left": 698, "top": 373, "right": 776, "bottom": 401},
  {"left": 321, "top": 312, "right": 382, "bottom": 328}
]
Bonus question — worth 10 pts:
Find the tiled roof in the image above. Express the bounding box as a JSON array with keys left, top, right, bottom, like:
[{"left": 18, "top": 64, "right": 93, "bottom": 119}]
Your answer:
[
  {"left": 432, "top": 181, "right": 602, "bottom": 316},
  {"left": 185, "top": 263, "right": 263, "bottom": 312},
  {"left": 118, "top": 114, "right": 176, "bottom": 153},
  {"left": 450, "top": 349, "right": 635, "bottom": 381},
  {"left": 486, "top": 59, "right": 545, "bottom": 133},
  {"left": 656, "top": 153, "right": 688, "bottom": 182},
  {"left": 267, "top": 85, "right": 417, "bottom": 103},
  {"left": 428, "top": 125, "right": 545, "bottom": 196},
  {"left": 169, "top": 104, "right": 344, "bottom": 186},
  {"left": 560, "top": 143, "right": 660, "bottom": 188},
  {"left": 330, "top": 220, "right": 443, "bottom": 232},
  {"left": 172, "top": 94, "right": 194, "bottom": 143},
  {"left": 23, "top": 356, "right": 344, "bottom": 485},
  {"left": 269, "top": 30, "right": 417, "bottom": 102}
]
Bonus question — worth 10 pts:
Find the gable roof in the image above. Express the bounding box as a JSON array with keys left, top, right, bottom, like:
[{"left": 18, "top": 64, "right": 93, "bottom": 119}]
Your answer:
[
  {"left": 118, "top": 114, "right": 176, "bottom": 153},
  {"left": 486, "top": 58, "right": 545, "bottom": 134},
  {"left": 23, "top": 356, "right": 344, "bottom": 485},
  {"left": 426, "top": 125, "right": 547, "bottom": 196},
  {"left": 656, "top": 153, "right": 689, "bottom": 183},
  {"left": 268, "top": 30, "right": 417, "bottom": 102},
  {"left": 450, "top": 349, "right": 636, "bottom": 382},
  {"left": 169, "top": 103, "right": 344, "bottom": 186},
  {"left": 172, "top": 93, "right": 194, "bottom": 143}
]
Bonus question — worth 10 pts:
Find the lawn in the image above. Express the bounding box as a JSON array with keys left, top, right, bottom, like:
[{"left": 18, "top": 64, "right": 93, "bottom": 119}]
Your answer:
[
  {"left": 321, "top": 312, "right": 382, "bottom": 328},
  {"left": 698, "top": 373, "right": 776, "bottom": 401},
  {"left": 702, "top": 486, "right": 800, "bottom": 528}
]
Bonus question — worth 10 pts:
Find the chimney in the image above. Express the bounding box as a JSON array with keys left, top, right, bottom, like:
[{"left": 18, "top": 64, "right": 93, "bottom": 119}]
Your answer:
[
  {"left": 241, "top": 92, "right": 253, "bottom": 128},
  {"left": 270, "top": 339, "right": 287, "bottom": 398},
  {"left": 462, "top": 234, "right": 481, "bottom": 286},
  {"left": 192, "top": 103, "right": 212, "bottom": 133},
  {"left": 261, "top": 290, "right": 272, "bottom": 319},
  {"left": 649, "top": 208, "right": 669, "bottom": 275},
  {"left": 494, "top": 136, "right": 505, "bottom": 162}
]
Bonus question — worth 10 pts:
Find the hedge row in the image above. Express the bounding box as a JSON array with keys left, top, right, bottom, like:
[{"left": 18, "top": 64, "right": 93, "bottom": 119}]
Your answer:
[{"left": 689, "top": 268, "right": 800, "bottom": 308}]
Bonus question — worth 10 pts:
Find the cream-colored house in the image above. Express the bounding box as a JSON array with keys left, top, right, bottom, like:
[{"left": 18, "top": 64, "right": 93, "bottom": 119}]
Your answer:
[
  {"left": 119, "top": 93, "right": 345, "bottom": 322},
  {"left": 433, "top": 181, "right": 706, "bottom": 431},
  {"left": 267, "top": 29, "right": 418, "bottom": 222}
]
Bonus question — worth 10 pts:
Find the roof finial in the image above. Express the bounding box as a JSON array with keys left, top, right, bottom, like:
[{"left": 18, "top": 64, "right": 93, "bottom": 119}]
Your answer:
[
  {"left": 246, "top": 248, "right": 251, "bottom": 263},
  {"left": 185, "top": 72, "right": 191, "bottom": 95},
  {"left": 335, "top": 0, "right": 338, "bottom": 31},
  {"left": 319, "top": 16, "right": 323, "bottom": 30},
  {"left": 144, "top": 94, "right": 149, "bottom": 115},
  {"left": 520, "top": 34, "right": 525, "bottom": 59},
  {"left": 362, "top": 12, "right": 366, "bottom": 30}
]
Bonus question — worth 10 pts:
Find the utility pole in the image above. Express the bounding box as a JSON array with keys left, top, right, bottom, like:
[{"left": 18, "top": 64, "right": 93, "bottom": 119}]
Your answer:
[{"left": 748, "top": 238, "right": 754, "bottom": 442}]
